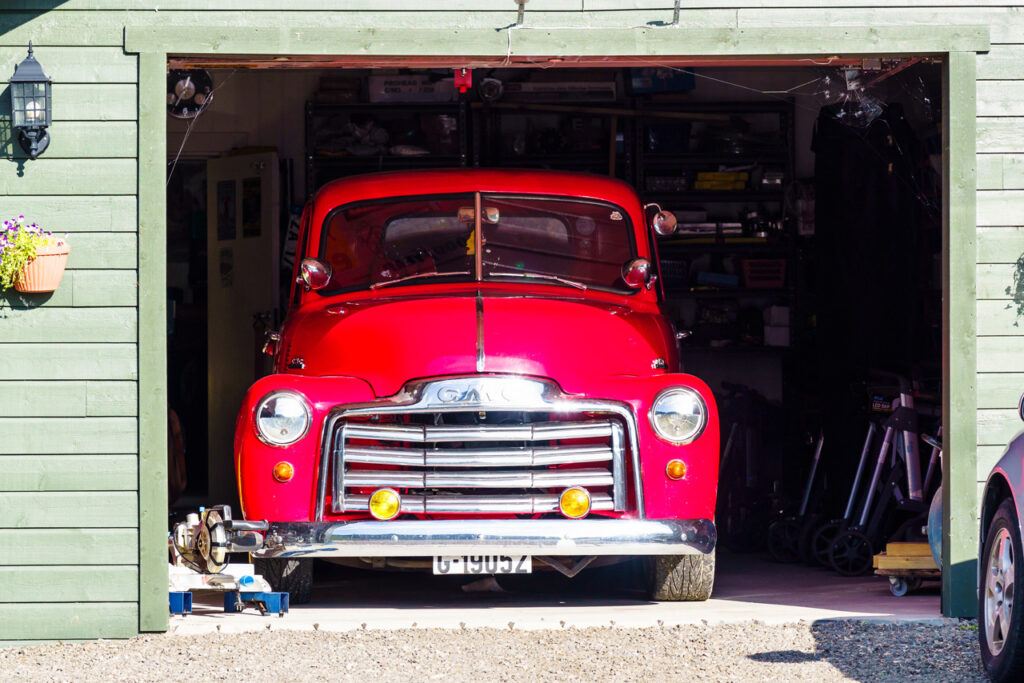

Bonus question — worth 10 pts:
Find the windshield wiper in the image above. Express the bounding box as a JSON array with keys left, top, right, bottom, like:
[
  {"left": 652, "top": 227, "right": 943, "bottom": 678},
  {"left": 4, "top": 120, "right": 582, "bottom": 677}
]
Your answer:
[
  {"left": 370, "top": 270, "right": 471, "bottom": 290},
  {"left": 490, "top": 271, "right": 588, "bottom": 291}
]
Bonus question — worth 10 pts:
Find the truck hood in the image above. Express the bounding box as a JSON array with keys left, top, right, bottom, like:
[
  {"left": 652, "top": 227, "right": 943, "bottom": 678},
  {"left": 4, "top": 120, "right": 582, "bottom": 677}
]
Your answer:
[{"left": 284, "top": 290, "right": 671, "bottom": 397}]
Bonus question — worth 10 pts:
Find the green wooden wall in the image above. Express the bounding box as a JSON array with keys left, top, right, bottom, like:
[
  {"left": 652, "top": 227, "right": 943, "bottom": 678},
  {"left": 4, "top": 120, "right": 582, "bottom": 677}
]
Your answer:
[{"left": 0, "top": 2, "right": 1008, "bottom": 640}]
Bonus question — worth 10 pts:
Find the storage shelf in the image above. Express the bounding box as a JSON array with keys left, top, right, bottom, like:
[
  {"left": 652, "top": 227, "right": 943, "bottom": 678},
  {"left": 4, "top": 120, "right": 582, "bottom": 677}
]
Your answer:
[
  {"left": 311, "top": 154, "right": 464, "bottom": 166},
  {"left": 643, "top": 190, "right": 785, "bottom": 203},
  {"left": 643, "top": 153, "right": 788, "bottom": 166},
  {"left": 658, "top": 240, "right": 792, "bottom": 255},
  {"left": 663, "top": 287, "right": 791, "bottom": 298},
  {"left": 681, "top": 344, "right": 790, "bottom": 354},
  {"left": 308, "top": 102, "right": 462, "bottom": 113},
  {"left": 486, "top": 154, "right": 617, "bottom": 167}
]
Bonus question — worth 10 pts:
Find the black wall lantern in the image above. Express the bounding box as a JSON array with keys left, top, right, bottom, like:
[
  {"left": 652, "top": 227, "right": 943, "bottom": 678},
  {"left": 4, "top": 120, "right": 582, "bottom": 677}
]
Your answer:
[{"left": 9, "top": 43, "right": 52, "bottom": 159}]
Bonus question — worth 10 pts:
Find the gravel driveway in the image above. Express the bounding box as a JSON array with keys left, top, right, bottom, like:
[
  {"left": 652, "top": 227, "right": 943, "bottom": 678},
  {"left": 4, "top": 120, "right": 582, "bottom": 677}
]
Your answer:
[{"left": 1, "top": 621, "right": 985, "bottom": 681}]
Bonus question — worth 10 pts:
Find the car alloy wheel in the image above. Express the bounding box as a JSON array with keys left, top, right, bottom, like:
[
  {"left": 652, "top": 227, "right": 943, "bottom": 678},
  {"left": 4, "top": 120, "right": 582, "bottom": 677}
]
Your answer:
[
  {"left": 986, "top": 526, "right": 1016, "bottom": 657},
  {"left": 980, "top": 499, "right": 1024, "bottom": 682}
]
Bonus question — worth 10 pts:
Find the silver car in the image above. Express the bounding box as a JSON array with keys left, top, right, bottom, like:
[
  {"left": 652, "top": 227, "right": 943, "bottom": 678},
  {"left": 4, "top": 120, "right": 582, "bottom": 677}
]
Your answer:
[{"left": 979, "top": 394, "right": 1024, "bottom": 681}]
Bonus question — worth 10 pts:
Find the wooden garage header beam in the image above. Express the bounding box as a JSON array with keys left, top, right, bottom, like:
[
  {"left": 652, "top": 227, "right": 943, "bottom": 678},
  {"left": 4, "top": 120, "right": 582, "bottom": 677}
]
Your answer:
[{"left": 125, "top": 25, "right": 989, "bottom": 57}]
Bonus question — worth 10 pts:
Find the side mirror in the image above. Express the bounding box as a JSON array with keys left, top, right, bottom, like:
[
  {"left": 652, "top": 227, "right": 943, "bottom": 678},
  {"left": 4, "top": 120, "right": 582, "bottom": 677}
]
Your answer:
[
  {"left": 622, "top": 258, "right": 654, "bottom": 290},
  {"left": 300, "top": 258, "right": 332, "bottom": 291},
  {"left": 651, "top": 210, "right": 677, "bottom": 236}
]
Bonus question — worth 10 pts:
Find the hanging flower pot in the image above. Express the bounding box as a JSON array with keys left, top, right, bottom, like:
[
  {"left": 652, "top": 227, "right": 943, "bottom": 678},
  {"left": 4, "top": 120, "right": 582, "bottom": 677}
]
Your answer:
[
  {"left": 0, "top": 216, "right": 70, "bottom": 294},
  {"left": 14, "top": 240, "right": 69, "bottom": 293}
]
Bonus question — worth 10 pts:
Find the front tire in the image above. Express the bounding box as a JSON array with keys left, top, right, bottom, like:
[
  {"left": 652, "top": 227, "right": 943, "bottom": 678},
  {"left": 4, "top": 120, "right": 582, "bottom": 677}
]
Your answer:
[
  {"left": 980, "top": 500, "right": 1024, "bottom": 682},
  {"left": 646, "top": 551, "right": 715, "bottom": 601},
  {"left": 253, "top": 557, "right": 314, "bottom": 604}
]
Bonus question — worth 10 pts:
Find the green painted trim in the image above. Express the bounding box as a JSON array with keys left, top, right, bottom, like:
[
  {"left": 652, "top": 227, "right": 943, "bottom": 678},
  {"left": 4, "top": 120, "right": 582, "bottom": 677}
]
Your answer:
[
  {"left": 123, "top": 25, "right": 990, "bottom": 56},
  {"left": 942, "top": 50, "right": 979, "bottom": 619},
  {"left": 137, "top": 51, "right": 168, "bottom": 634},
  {"left": 123, "top": 20, "right": 990, "bottom": 630}
]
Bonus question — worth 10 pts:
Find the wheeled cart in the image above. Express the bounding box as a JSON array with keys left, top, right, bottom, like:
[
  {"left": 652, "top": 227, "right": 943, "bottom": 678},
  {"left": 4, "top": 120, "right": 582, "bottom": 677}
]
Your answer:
[{"left": 873, "top": 542, "right": 940, "bottom": 596}]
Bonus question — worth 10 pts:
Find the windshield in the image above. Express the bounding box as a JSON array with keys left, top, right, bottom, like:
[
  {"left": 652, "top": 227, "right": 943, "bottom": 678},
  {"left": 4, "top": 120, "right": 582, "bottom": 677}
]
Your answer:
[{"left": 319, "top": 193, "right": 636, "bottom": 294}]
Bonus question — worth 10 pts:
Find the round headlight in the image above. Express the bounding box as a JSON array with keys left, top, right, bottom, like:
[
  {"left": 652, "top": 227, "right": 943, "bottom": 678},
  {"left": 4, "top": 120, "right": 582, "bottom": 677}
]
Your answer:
[
  {"left": 649, "top": 388, "right": 707, "bottom": 444},
  {"left": 255, "top": 391, "right": 310, "bottom": 446}
]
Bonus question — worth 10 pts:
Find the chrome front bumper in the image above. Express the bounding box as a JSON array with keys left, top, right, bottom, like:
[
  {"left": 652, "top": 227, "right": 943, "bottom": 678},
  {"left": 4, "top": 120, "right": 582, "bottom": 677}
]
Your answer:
[{"left": 252, "top": 518, "right": 715, "bottom": 559}]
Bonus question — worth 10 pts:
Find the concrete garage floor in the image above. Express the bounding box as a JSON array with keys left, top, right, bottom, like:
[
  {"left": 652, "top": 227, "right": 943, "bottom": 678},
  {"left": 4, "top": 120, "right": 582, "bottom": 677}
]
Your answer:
[{"left": 169, "top": 551, "right": 944, "bottom": 634}]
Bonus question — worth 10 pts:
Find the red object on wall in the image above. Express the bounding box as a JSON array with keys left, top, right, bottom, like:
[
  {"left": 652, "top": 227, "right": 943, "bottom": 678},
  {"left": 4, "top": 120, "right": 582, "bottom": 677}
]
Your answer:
[{"left": 453, "top": 67, "right": 472, "bottom": 93}]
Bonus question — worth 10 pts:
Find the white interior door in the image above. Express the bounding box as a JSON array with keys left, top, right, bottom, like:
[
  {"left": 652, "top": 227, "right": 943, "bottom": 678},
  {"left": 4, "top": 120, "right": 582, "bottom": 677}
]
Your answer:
[{"left": 206, "top": 150, "right": 280, "bottom": 503}]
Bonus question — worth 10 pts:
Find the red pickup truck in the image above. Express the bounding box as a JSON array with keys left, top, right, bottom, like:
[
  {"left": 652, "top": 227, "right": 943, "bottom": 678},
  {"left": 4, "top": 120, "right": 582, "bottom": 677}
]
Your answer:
[{"left": 196, "top": 169, "right": 719, "bottom": 603}]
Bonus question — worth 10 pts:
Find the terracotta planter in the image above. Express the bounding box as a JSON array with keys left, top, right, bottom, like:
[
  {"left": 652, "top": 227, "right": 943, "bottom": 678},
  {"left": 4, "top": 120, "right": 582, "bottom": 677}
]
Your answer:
[{"left": 15, "top": 241, "right": 70, "bottom": 293}]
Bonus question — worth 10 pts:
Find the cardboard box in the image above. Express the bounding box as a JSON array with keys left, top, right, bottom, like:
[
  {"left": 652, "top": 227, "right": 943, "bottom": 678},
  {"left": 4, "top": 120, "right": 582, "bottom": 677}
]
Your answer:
[
  {"left": 765, "top": 305, "right": 790, "bottom": 326},
  {"left": 764, "top": 325, "right": 790, "bottom": 347},
  {"left": 368, "top": 75, "right": 454, "bottom": 103}
]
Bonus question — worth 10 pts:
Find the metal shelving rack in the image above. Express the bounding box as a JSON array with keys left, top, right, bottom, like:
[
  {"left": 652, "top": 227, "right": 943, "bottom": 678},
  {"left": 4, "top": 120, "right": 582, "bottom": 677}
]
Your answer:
[
  {"left": 304, "top": 101, "right": 470, "bottom": 199},
  {"left": 636, "top": 98, "right": 799, "bottom": 352}
]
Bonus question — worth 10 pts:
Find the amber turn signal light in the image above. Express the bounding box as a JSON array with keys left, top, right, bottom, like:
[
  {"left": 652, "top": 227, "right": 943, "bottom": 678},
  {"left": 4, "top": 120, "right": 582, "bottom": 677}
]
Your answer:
[
  {"left": 369, "top": 488, "right": 401, "bottom": 521},
  {"left": 559, "top": 487, "right": 592, "bottom": 519},
  {"left": 666, "top": 459, "right": 687, "bottom": 480},
  {"left": 272, "top": 461, "right": 295, "bottom": 483}
]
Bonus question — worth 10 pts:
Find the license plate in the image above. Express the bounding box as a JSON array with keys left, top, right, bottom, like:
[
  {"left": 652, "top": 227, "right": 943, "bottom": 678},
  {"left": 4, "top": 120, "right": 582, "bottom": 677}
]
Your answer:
[{"left": 432, "top": 554, "right": 531, "bottom": 575}]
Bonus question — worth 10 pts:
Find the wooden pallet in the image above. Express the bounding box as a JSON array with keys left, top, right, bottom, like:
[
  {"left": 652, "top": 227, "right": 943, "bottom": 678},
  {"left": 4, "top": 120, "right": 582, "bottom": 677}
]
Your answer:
[{"left": 873, "top": 542, "right": 940, "bottom": 574}]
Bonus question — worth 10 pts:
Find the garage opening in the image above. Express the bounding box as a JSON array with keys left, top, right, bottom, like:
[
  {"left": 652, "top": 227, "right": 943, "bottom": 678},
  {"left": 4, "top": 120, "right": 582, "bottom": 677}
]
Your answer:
[{"left": 164, "top": 56, "right": 945, "bottom": 611}]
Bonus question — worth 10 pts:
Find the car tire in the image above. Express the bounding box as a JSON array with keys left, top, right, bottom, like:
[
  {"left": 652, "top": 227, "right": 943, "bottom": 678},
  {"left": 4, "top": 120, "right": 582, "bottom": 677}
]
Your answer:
[
  {"left": 645, "top": 550, "right": 715, "bottom": 601},
  {"left": 254, "top": 557, "right": 314, "bottom": 605},
  {"left": 980, "top": 499, "right": 1024, "bottom": 682}
]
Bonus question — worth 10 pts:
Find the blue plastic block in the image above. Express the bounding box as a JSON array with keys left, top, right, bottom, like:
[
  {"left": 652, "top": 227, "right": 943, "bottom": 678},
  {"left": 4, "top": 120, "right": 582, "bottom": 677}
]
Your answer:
[
  {"left": 223, "top": 591, "right": 289, "bottom": 615},
  {"left": 169, "top": 591, "right": 193, "bottom": 615}
]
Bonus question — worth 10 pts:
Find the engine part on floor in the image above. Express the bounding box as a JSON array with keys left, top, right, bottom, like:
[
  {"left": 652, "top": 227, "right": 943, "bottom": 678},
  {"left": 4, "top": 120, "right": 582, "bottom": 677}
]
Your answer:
[
  {"left": 171, "top": 505, "right": 268, "bottom": 574},
  {"left": 767, "top": 431, "right": 824, "bottom": 563},
  {"left": 811, "top": 422, "right": 877, "bottom": 566}
]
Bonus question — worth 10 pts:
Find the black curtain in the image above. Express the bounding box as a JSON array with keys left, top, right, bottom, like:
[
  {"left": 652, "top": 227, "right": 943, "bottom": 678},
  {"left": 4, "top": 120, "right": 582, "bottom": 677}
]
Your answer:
[{"left": 811, "top": 102, "right": 923, "bottom": 501}]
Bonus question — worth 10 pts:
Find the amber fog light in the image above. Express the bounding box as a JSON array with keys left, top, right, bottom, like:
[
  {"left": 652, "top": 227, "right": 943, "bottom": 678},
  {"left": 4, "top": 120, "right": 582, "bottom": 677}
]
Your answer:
[
  {"left": 369, "top": 488, "right": 401, "bottom": 521},
  {"left": 666, "top": 459, "right": 687, "bottom": 480},
  {"left": 273, "top": 461, "right": 294, "bottom": 483},
  {"left": 559, "top": 487, "right": 591, "bottom": 519}
]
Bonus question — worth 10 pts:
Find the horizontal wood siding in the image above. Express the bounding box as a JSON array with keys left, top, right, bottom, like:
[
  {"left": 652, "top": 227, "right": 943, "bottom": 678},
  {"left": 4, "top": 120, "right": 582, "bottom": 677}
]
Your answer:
[
  {"left": 0, "top": 454, "right": 138, "bottom": 491},
  {"left": 0, "top": 381, "right": 136, "bottom": 417},
  {"left": 0, "top": 344, "right": 137, "bottom": 380},
  {"left": 0, "top": 529, "right": 138, "bottom": 566},
  {"left": 0, "top": 30, "right": 141, "bottom": 644},
  {"left": 0, "top": 566, "right": 138, "bottom": 603},
  {"left": 974, "top": 4, "right": 1024, "bottom": 480},
  {"left": 0, "top": 604, "right": 138, "bottom": 640}
]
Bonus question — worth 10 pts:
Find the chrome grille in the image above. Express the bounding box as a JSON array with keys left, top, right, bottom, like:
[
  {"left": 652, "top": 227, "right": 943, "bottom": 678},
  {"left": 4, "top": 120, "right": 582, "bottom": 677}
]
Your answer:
[{"left": 331, "top": 416, "right": 628, "bottom": 515}]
